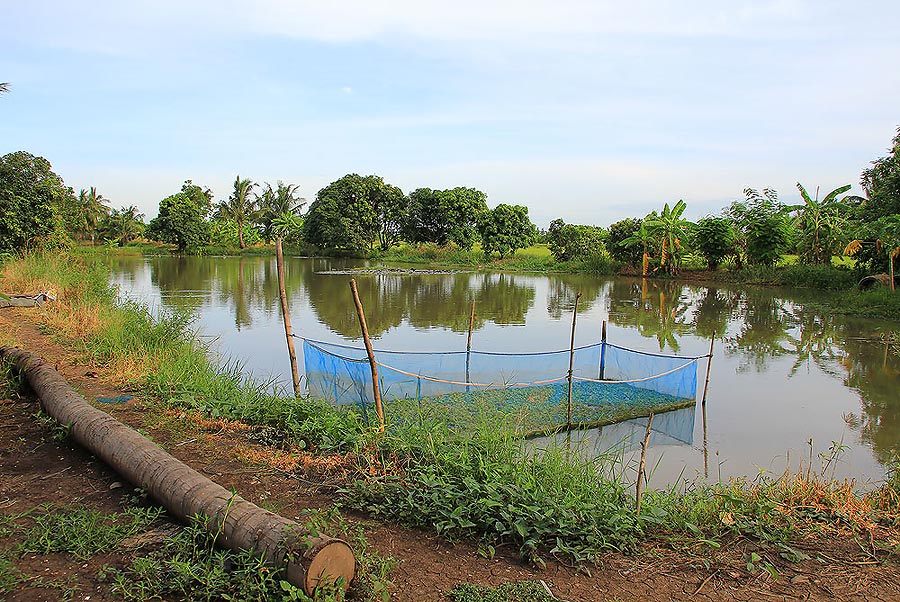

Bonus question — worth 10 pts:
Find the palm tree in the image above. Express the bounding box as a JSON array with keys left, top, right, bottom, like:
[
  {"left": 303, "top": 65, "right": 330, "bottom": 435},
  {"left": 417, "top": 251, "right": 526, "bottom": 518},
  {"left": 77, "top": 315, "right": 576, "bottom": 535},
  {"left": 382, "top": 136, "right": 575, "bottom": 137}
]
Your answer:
[
  {"left": 109, "top": 205, "right": 145, "bottom": 246},
  {"left": 216, "top": 176, "right": 257, "bottom": 249},
  {"left": 644, "top": 200, "right": 692, "bottom": 275},
  {"left": 256, "top": 181, "right": 306, "bottom": 243},
  {"left": 78, "top": 186, "right": 111, "bottom": 245},
  {"left": 0, "top": 83, "right": 9, "bottom": 95},
  {"left": 791, "top": 183, "right": 863, "bottom": 265}
]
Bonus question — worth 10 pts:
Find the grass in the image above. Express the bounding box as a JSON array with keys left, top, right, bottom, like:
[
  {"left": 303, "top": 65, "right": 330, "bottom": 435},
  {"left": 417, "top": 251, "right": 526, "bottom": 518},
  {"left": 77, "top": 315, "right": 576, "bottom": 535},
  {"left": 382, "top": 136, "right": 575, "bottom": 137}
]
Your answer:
[
  {"left": 374, "top": 243, "right": 617, "bottom": 275},
  {"left": 5, "top": 250, "right": 900, "bottom": 582},
  {"left": 19, "top": 505, "right": 163, "bottom": 559},
  {"left": 108, "top": 508, "right": 394, "bottom": 602},
  {"left": 804, "top": 287, "right": 900, "bottom": 320},
  {"left": 449, "top": 580, "right": 558, "bottom": 602}
]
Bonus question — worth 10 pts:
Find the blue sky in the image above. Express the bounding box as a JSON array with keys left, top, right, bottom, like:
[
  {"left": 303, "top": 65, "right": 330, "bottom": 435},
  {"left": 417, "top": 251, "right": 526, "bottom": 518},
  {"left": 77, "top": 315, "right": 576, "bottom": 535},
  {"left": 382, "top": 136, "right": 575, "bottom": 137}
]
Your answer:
[{"left": 1, "top": 0, "right": 898, "bottom": 226}]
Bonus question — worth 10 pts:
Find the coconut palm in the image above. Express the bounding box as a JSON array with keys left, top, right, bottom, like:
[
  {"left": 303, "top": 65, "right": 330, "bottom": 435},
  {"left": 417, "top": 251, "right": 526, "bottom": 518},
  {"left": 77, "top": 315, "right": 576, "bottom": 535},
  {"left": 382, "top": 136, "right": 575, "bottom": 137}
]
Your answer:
[
  {"left": 216, "top": 176, "right": 257, "bottom": 249},
  {"left": 77, "top": 187, "right": 111, "bottom": 245},
  {"left": 107, "top": 205, "right": 145, "bottom": 246},
  {"left": 0, "top": 83, "right": 9, "bottom": 95},
  {"left": 256, "top": 181, "right": 306, "bottom": 243}
]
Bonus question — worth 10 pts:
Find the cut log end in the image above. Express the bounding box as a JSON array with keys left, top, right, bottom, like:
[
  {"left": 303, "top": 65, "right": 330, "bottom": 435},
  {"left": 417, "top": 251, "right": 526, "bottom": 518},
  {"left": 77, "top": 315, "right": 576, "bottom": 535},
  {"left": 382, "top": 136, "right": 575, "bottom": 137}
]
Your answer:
[{"left": 291, "top": 539, "right": 357, "bottom": 594}]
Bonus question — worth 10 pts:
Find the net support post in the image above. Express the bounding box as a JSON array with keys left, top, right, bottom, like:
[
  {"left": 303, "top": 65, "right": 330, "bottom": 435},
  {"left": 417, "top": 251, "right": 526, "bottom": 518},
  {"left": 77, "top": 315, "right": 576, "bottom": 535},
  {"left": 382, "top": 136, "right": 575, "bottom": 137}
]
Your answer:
[
  {"left": 598, "top": 320, "right": 607, "bottom": 380},
  {"left": 635, "top": 411, "right": 654, "bottom": 515},
  {"left": 275, "top": 236, "right": 301, "bottom": 396},
  {"left": 349, "top": 279, "right": 385, "bottom": 432},
  {"left": 566, "top": 292, "right": 582, "bottom": 428},
  {"left": 701, "top": 336, "right": 715, "bottom": 407},
  {"left": 466, "top": 298, "right": 476, "bottom": 391}
]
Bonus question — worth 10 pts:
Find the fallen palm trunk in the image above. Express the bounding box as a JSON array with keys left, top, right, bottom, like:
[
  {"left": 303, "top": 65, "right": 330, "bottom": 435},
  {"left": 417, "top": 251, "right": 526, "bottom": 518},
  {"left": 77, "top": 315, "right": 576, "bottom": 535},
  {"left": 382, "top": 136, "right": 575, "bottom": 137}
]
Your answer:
[{"left": 0, "top": 346, "right": 355, "bottom": 595}]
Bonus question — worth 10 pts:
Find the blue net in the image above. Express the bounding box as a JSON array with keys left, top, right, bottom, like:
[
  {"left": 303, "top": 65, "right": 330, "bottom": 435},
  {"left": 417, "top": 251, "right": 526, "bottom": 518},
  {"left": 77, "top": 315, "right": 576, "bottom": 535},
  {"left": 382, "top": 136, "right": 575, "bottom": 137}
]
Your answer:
[{"left": 301, "top": 336, "right": 701, "bottom": 435}]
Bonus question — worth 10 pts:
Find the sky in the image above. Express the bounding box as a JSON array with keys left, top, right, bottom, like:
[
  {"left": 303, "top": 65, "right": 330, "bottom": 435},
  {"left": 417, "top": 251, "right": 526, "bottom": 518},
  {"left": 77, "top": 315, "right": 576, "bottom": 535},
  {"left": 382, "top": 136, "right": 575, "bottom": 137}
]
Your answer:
[{"left": 1, "top": 0, "right": 898, "bottom": 227}]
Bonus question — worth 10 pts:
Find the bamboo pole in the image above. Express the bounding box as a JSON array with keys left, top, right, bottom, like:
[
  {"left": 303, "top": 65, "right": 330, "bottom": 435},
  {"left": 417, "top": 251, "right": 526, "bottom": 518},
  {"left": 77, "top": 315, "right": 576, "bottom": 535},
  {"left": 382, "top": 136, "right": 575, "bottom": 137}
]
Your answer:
[
  {"left": 275, "top": 237, "right": 301, "bottom": 396},
  {"left": 566, "top": 292, "right": 582, "bottom": 427},
  {"left": 702, "top": 401, "right": 709, "bottom": 479},
  {"left": 466, "top": 298, "right": 476, "bottom": 387},
  {"left": 891, "top": 252, "right": 895, "bottom": 292},
  {"left": 635, "top": 412, "right": 654, "bottom": 514},
  {"left": 349, "top": 279, "right": 384, "bottom": 432},
  {"left": 598, "top": 320, "right": 608, "bottom": 380},
  {"left": 701, "top": 336, "right": 715, "bottom": 406}
]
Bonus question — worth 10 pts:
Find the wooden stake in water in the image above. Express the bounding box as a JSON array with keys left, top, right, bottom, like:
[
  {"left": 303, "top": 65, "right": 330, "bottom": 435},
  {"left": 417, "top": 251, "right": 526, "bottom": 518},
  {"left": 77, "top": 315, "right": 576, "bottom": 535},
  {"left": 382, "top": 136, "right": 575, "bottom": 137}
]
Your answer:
[
  {"left": 566, "top": 292, "right": 582, "bottom": 427},
  {"left": 702, "top": 402, "right": 709, "bottom": 479},
  {"left": 635, "top": 412, "right": 654, "bottom": 514},
  {"left": 701, "top": 336, "right": 715, "bottom": 406},
  {"left": 466, "top": 298, "right": 476, "bottom": 386},
  {"left": 275, "top": 236, "right": 301, "bottom": 397},
  {"left": 598, "top": 320, "right": 608, "bottom": 380},
  {"left": 349, "top": 279, "right": 385, "bottom": 432}
]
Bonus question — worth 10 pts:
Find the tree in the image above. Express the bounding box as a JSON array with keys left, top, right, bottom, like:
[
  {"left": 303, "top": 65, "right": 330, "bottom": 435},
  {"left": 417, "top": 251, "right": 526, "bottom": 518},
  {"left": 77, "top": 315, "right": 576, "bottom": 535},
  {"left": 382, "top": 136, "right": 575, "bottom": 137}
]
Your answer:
[
  {"left": 861, "top": 126, "right": 900, "bottom": 220},
  {"left": 694, "top": 217, "right": 735, "bottom": 270},
  {"left": 303, "top": 174, "right": 405, "bottom": 253},
  {"left": 643, "top": 200, "right": 692, "bottom": 275},
  {"left": 477, "top": 204, "right": 537, "bottom": 259},
  {"left": 621, "top": 222, "right": 656, "bottom": 275},
  {"left": 726, "top": 188, "right": 792, "bottom": 267},
  {"left": 104, "top": 205, "right": 145, "bottom": 246},
  {"left": 546, "top": 219, "right": 607, "bottom": 261},
  {"left": 146, "top": 181, "right": 212, "bottom": 252},
  {"left": 0, "top": 83, "right": 9, "bottom": 95},
  {"left": 404, "top": 187, "right": 488, "bottom": 250},
  {"left": 215, "top": 176, "right": 256, "bottom": 249},
  {"left": 845, "top": 215, "right": 900, "bottom": 291},
  {"left": 607, "top": 218, "right": 644, "bottom": 266},
  {"left": 0, "top": 151, "right": 70, "bottom": 253},
  {"left": 75, "top": 187, "right": 111, "bottom": 245},
  {"left": 790, "top": 183, "right": 862, "bottom": 265},
  {"left": 256, "top": 182, "right": 306, "bottom": 243}
]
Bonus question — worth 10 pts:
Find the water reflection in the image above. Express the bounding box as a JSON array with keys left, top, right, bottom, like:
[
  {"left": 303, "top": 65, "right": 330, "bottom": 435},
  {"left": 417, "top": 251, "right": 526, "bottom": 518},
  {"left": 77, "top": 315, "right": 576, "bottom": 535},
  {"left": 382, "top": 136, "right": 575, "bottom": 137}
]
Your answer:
[
  {"left": 108, "top": 256, "right": 900, "bottom": 484},
  {"left": 607, "top": 279, "right": 695, "bottom": 352}
]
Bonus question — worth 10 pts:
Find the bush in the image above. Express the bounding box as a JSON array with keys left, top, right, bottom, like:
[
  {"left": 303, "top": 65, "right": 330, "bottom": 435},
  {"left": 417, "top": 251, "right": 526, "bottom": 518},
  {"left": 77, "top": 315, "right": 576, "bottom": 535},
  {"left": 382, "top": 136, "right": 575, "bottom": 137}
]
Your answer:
[{"left": 694, "top": 217, "right": 735, "bottom": 270}]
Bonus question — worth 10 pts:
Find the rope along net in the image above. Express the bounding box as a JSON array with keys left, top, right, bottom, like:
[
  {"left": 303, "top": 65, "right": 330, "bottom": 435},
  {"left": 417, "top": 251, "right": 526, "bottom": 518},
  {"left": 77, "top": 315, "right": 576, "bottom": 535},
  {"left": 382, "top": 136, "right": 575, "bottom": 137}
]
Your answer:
[{"left": 300, "top": 336, "right": 701, "bottom": 437}]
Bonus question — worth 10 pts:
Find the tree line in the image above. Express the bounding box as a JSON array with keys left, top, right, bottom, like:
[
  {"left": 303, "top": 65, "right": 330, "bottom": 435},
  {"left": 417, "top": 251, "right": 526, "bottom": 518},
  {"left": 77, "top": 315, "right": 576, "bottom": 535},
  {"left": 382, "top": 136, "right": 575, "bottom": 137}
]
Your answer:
[{"left": 2, "top": 125, "right": 898, "bottom": 275}]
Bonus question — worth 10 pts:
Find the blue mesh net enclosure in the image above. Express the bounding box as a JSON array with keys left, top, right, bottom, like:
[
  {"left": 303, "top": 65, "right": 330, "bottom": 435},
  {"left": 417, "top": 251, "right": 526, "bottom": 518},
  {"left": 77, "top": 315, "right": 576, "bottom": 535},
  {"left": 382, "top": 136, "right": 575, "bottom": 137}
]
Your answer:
[{"left": 302, "top": 336, "right": 702, "bottom": 436}]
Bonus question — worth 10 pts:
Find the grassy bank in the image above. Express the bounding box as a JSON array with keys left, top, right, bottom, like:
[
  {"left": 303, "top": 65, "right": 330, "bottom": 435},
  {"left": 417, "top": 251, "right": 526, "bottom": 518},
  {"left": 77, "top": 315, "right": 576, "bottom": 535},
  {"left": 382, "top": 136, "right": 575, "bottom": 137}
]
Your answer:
[
  {"left": 372, "top": 243, "right": 618, "bottom": 275},
  {"left": 3, "top": 251, "right": 900, "bottom": 591}
]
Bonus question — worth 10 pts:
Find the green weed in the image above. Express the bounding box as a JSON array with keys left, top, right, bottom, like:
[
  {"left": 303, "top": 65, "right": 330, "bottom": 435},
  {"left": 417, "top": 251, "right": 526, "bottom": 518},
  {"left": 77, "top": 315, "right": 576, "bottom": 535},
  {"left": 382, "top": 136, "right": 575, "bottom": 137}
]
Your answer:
[
  {"left": 111, "top": 509, "right": 395, "bottom": 602},
  {"left": 21, "top": 505, "right": 163, "bottom": 559},
  {"left": 449, "top": 580, "right": 559, "bottom": 602}
]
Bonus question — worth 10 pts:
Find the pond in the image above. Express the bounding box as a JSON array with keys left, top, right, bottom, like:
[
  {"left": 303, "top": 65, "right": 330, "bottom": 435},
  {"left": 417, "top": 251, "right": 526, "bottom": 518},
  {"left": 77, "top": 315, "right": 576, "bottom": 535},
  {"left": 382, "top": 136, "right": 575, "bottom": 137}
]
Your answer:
[{"left": 108, "top": 255, "right": 900, "bottom": 488}]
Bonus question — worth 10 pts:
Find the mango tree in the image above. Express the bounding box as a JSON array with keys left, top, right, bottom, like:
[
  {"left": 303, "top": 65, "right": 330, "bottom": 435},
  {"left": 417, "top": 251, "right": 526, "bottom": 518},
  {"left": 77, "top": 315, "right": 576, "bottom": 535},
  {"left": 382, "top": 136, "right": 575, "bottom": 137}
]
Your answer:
[{"left": 477, "top": 204, "right": 537, "bottom": 259}]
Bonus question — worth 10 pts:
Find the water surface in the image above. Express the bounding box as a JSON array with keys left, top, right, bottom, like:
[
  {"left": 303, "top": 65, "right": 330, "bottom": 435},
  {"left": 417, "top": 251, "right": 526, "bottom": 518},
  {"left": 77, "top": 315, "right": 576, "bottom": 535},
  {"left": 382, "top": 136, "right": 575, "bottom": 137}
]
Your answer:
[{"left": 108, "top": 255, "right": 900, "bottom": 487}]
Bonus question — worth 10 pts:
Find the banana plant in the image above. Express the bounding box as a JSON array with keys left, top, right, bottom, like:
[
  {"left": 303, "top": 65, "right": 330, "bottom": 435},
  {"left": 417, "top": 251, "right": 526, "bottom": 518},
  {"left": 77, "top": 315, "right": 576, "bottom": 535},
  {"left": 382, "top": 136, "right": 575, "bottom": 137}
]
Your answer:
[
  {"left": 790, "top": 183, "right": 863, "bottom": 265},
  {"left": 844, "top": 215, "right": 900, "bottom": 292},
  {"left": 644, "top": 200, "right": 692, "bottom": 275}
]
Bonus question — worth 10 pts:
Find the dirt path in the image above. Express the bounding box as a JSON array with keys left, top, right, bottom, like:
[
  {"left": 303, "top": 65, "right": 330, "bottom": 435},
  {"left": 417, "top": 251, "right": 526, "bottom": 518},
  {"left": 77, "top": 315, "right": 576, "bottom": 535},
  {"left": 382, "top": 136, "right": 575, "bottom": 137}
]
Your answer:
[{"left": 2, "top": 308, "right": 899, "bottom": 601}]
